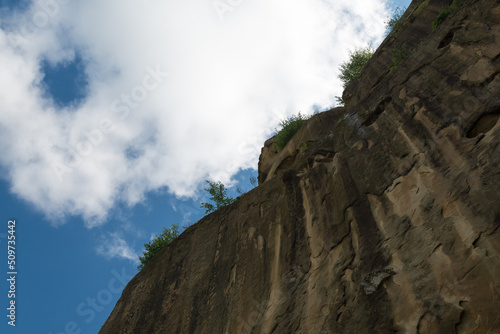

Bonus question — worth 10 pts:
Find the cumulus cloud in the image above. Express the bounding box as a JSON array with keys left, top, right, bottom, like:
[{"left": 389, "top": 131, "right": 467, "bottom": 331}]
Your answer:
[
  {"left": 0, "top": 0, "right": 390, "bottom": 226},
  {"left": 96, "top": 232, "right": 139, "bottom": 263}
]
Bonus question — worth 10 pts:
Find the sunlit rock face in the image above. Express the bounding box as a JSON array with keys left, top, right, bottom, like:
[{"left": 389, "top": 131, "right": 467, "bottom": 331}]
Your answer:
[{"left": 100, "top": 0, "right": 500, "bottom": 333}]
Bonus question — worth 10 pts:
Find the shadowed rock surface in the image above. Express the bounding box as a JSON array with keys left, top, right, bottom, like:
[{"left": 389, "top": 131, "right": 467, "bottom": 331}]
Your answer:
[{"left": 100, "top": 0, "right": 500, "bottom": 332}]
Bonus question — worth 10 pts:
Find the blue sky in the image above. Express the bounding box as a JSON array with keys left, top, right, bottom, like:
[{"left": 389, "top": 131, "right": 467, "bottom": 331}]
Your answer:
[{"left": 0, "top": 0, "right": 411, "bottom": 333}]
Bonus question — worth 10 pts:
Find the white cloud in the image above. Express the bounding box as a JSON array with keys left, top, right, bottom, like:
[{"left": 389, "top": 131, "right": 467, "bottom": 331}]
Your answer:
[
  {"left": 0, "top": 0, "right": 390, "bottom": 226},
  {"left": 96, "top": 232, "right": 139, "bottom": 263}
]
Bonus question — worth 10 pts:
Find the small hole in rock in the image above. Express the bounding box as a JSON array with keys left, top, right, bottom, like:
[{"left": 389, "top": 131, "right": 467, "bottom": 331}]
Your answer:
[
  {"left": 438, "top": 31, "right": 455, "bottom": 49},
  {"left": 363, "top": 96, "right": 392, "bottom": 126},
  {"left": 466, "top": 111, "right": 500, "bottom": 138}
]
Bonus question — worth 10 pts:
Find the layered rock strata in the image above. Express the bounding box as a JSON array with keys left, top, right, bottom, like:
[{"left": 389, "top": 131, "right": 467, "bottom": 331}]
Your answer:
[{"left": 100, "top": 0, "right": 500, "bottom": 332}]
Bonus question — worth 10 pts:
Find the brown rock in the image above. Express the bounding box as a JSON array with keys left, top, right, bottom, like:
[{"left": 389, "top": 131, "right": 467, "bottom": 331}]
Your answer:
[{"left": 100, "top": 0, "right": 500, "bottom": 333}]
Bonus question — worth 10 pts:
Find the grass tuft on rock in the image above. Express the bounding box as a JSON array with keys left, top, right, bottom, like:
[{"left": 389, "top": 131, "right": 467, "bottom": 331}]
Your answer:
[
  {"left": 138, "top": 224, "right": 179, "bottom": 270},
  {"left": 274, "top": 113, "right": 309, "bottom": 151},
  {"left": 432, "top": 0, "right": 461, "bottom": 29},
  {"left": 338, "top": 46, "right": 374, "bottom": 88}
]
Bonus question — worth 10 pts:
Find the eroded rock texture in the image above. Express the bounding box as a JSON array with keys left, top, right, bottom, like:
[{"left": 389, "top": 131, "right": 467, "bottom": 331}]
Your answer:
[{"left": 100, "top": 0, "right": 500, "bottom": 333}]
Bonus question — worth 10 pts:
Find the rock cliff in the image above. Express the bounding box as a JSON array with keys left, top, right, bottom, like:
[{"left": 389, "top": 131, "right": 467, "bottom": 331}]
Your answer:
[{"left": 99, "top": 0, "right": 500, "bottom": 332}]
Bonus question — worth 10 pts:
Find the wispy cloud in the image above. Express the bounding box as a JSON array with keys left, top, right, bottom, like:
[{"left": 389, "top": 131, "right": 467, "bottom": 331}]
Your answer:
[
  {"left": 96, "top": 233, "right": 139, "bottom": 263},
  {"left": 0, "top": 0, "right": 390, "bottom": 226}
]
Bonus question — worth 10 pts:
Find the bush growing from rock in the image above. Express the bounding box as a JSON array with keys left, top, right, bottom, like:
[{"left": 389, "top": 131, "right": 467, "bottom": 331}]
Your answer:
[
  {"left": 274, "top": 113, "right": 309, "bottom": 151},
  {"left": 338, "top": 46, "right": 374, "bottom": 88},
  {"left": 386, "top": 6, "right": 406, "bottom": 36},
  {"left": 201, "top": 180, "right": 235, "bottom": 214},
  {"left": 433, "top": 0, "right": 461, "bottom": 29},
  {"left": 138, "top": 224, "right": 179, "bottom": 270}
]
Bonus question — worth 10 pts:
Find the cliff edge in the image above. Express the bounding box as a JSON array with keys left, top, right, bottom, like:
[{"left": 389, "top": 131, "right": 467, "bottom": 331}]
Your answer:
[{"left": 100, "top": 0, "right": 500, "bottom": 332}]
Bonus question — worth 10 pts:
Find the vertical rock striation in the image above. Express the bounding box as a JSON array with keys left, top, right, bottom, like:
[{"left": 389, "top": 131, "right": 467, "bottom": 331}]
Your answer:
[{"left": 100, "top": 0, "right": 500, "bottom": 332}]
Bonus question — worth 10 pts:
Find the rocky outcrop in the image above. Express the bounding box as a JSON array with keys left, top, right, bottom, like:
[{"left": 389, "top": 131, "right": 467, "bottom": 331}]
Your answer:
[{"left": 100, "top": 0, "right": 500, "bottom": 333}]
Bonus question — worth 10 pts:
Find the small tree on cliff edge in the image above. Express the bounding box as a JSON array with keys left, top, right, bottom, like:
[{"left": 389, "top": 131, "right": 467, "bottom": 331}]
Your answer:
[
  {"left": 138, "top": 224, "right": 179, "bottom": 270},
  {"left": 338, "top": 46, "right": 374, "bottom": 88},
  {"left": 274, "top": 112, "right": 309, "bottom": 151},
  {"left": 201, "top": 180, "right": 235, "bottom": 214}
]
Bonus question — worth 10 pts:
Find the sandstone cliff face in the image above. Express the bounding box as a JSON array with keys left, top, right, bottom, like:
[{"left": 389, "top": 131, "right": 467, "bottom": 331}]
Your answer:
[{"left": 100, "top": 0, "right": 500, "bottom": 333}]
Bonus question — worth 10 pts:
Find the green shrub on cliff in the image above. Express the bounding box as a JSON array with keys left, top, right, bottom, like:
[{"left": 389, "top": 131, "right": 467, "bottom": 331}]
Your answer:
[
  {"left": 274, "top": 113, "right": 309, "bottom": 151},
  {"left": 200, "top": 180, "right": 235, "bottom": 214},
  {"left": 138, "top": 224, "right": 179, "bottom": 270},
  {"left": 432, "top": 0, "right": 461, "bottom": 29},
  {"left": 338, "top": 46, "right": 374, "bottom": 88},
  {"left": 390, "top": 44, "right": 408, "bottom": 71},
  {"left": 385, "top": 6, "right": 406, "bottom": 36}
]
